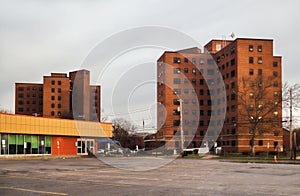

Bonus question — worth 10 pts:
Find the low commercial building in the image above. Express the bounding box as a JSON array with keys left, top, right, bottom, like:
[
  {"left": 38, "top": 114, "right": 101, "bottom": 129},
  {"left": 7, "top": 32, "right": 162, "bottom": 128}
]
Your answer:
[{"left": 0, "top": 113, "right": 112, "bottom": 156}]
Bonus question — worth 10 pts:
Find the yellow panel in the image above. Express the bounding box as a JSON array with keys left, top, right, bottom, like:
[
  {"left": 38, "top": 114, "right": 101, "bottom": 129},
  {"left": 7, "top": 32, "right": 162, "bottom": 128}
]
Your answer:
[{"left": 0, "top": 113, "right": 112, "bottom": 137}]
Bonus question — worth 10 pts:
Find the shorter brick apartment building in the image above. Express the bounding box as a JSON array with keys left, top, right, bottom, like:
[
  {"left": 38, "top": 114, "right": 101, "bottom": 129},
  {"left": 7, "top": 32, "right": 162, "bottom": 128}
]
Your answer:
[{"left": 15, "top": 69, "right": 101, "bottom": 122}]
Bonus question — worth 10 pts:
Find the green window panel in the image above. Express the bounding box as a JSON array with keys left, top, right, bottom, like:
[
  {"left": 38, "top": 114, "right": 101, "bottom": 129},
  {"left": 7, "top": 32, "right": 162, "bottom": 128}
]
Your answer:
[
  {"left": 17, "top": 135, "right": 24, "bottom": 145},
  {"left": 25, "top": 135, "right": 31, "bottom": 143},
  {"left": 45, "top": 136, "right": 51, "bottom": 147},
  {"left": 9, "top": 135, "right": 16, "bottom": 145},
  {"left": 31, "top": 136, "right": 38, "bottom": 148}
]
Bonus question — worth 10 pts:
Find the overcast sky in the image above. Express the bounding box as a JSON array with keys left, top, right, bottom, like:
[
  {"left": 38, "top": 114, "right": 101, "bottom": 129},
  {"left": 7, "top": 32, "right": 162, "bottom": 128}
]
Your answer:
[{"left": 1, "top": 0, "right": 299, "bottom": 129}]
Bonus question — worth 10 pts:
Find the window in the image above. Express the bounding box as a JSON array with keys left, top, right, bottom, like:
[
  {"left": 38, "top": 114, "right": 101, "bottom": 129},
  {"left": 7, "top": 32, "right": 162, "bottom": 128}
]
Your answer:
[
  {"left": 231, "top": 70, "right": 236, "bottom": 77},
  {"left": 258, "top": 140, "right": 263, "bottom": 146},
  {"left": 199, "top": 58, "right": 204, "bottom": 65},
  {"left": 192, "top": 79, "right": 196, "bottom": 84},
  {"left": 18, "top": 108, "right": 24, "bottom": 112},
  {"left": 18, "top": 87, "right": 24, "bottom": 91},
  {"left": 232, "top": 128, "right": 236, "bottom": 135},
  {"left": 173, "top": 109, "right": 180, "bottom": 115},
  {"left": 200, "top": 110, "right": 204, "bottom": 116},
  {"left": 258, "top": 45, "right": 262, "bottom": 52},
  {"left": 231, "top": 47, "right": 235, "bottom": 54},
  {"left": 230, "top": 59, "right": 235, "bottom": 66},
  {"left": 184, "top": 68, "right": 188, "bottom": 73},
  {"left": 231, "top": 93, "right": 236, "bottom": 100},
  {"left": 51, "top": 103, "right": 55, "bottom": 108},
  {"left": 249, "top": 57, "right": 254, "bottom": 64},
  {"left": 58, "top": 81, "right": 61, "bottom": 85},
  {"left": 208, "top": 79, "right": 214, "bottom": 85},
  {"left": 249, "top": 69, "right": 254, "bottom": 75},
  {"left": 51, "top": 80, "right": 55, "bottom": 85},
  {"left": 192, "top": 99, "right": 197, "bottom": 105},
  {"left": 58, "top": 104, "right": 61, "bottom": 108},
  {"left": 200, "top": 131, "right": 204, "bottom": 136},
  {"left": 249, "top": 45, "right": 253, "bottom": 52},
  {"left": 274, "top": 141, "right": 279, "bottom": 148},
  {"left": 258, "top": 57, "right": 262, "bottom": 64},
  {"left": 58, "top": 112, "right": 61, "bottom": 117},
  {"left": 32, "top": 94, "right": 36, "bottom": 97},
  {"left": 192, "top": 58, "right": 196, "bottom": 64},
  {"left": 184, "top": 78, "right": 188, "bottom": 84},
  {"left": 173, "top": 99, "right": 180, "bottom": 105},
  {"left": 200, "top": 79, "right": 204, "bottom": 85},
  {"left": 200, "top": 69, "right": 204, "bottom": 74},
  {"left": 18, "top": 93, "right": 24, "bottom": 98},
  {"left": 274, "top": 131, "right": 279, "bottom": 136},
  {"left": 174, "top": 89, "right": 181, "bottom": 94},
  {"left": 273, "top": 71, "right": 278, "bottom": 77},
  {"left": 51, "top": 96, "right": 55, "bottom": 100},
  {"left": 173, "top": 57, "right": 181, "bottom": 63},
  {"left": 199, "top": 120, "right": 204, "bottom": 126},
  {"left": 208, "top": 100, "right": 212, "bottom": 106},
  {"left": 173, "top": 78, "right": 181, "bottom": 84},
  {"left": 273, "top": 62, "right": 278, "bottom": 67},
  {"left": 184, "top": 58, "right": 188, "bottom": 63},
  {"left": 207, "top": 69, "right": 214, "bottom": 75},
  {"left": 200, "top": 100, "right": 204, "bottom": 106},
  {"left": 51, "top": 88, "right": 55, "bottom": 93},
  {"left": 18, "top": 101, "right": 24, "bottom": 105},
  {"left": 231, "top": 82, "right": 236, "bottom": 89},
  {"left": 207, "top": 59, "right": 214, "bottom": 65},
  {"left": 58, "top": 88, "right": 61, "bottom": 93},
  {"left": 258, "top": 69, "right": 262, "bottom": 75},
  {"left": 274, "top": 91, "right": 279, "bottom": 97},
  {"left": 173, "top": 120, "right": 180, "bottom": 126},
  {"left": 32, "top": 101, "right": 36, "bottom": 104},
  {"left": 51, "top": 111, "right": 55, "bottom": 116},
  {"left": 200, "top": 89, "right": 204, "bottom": 95},
  {"left": 58, "top": 96, "right": 61, "bottom": 100},
  {"left": 192, "top": 68, "right": 196, "bottom": 74},
  {"left": 173, "top": 68, "right": 180, "bottom": 74},
  {"left": 184, "top": 89, "right": 189, "bottom": 94},
  {"left": 231, "top": 140, "right": 236, "bottom": 146}
]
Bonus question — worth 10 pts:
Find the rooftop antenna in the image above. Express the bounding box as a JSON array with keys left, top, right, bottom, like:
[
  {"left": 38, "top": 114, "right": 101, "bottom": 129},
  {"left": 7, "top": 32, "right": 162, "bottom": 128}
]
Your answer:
[{"left": 231, "top": 32, "right": 235, "bottom": 39}]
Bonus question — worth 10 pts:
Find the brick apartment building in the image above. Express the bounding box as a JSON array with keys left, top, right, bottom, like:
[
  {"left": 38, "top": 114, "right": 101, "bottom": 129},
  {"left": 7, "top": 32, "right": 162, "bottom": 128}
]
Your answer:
[
  {"left": 15, "top": 69, "right": 101, "bottom": 122},
  {"left": 156, "top": 38, "right": 283, "bottom": 154}
]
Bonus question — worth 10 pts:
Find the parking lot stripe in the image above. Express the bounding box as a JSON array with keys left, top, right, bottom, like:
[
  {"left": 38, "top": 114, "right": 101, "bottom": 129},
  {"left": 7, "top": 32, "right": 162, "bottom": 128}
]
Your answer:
[{"left": 0, "top": 186, "right": 68, "bottom": 195}]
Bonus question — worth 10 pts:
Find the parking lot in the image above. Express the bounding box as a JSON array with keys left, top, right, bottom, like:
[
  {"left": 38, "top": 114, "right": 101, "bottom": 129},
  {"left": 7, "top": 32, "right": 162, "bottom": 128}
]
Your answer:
[{"left": 0, "top": 157, "right": 300, "bottom": 195}]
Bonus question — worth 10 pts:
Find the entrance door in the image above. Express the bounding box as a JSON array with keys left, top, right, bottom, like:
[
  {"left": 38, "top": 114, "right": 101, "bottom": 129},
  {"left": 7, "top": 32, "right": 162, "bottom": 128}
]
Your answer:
[{"left": 77, "top": 139, "right": 94, "bottom": 155}]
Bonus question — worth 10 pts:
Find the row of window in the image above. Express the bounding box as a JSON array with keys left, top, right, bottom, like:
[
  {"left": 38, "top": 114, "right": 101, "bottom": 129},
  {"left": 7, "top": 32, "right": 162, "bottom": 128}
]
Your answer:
[
  {"left": 17, "top": 107, "right": 42, "bottom": 113},
  {"left": 51, "top": 96, "right": 62, "bottom": 101},
  {"left": 51, "top": 103, "right": 62, "bottom": 108},
  {"left": 17, "top": 87, "right": 43, "bottom": 91},
  {"left": 173, "top": 57, "right": 215, "bottom": 65},
  {"left": 17, "top": 93, "right": 43, "bottom": 98},
  {"left": 18, "top": 100, "right": 42, "bottom": 105},
  {"left": 51, "top": 80, "right": 62, "bottom": 85},
  {"left": 51, "top": 88, "right": 62, "bottom": 93},
  {"left": 249, "top": 69, "right": 278, "bottom": 77},
  {"left": 249, "top": 45, "right": 263, "bottom": 52},
  {"left": 173, "top": 67, "right": 215, "bottom": 75}
]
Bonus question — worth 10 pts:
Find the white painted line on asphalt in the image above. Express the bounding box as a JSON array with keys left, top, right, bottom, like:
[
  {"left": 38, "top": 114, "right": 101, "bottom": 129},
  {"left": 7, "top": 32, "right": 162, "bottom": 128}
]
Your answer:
[{"left": 0, "top": 186, "right": 68, "bottom": 195}]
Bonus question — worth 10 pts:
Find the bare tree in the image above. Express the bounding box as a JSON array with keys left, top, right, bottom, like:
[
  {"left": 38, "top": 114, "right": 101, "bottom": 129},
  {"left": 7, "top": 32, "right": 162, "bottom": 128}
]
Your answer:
[
  {"left": 282, "top": 82, "right": 300, "bottom": 129},
  {"left": 236, "top": 76, "right": 281, "bottom": 156}
]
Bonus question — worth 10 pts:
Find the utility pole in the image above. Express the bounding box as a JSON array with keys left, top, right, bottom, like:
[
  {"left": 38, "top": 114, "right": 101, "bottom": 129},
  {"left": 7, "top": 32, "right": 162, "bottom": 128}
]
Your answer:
[
  {"left": 290, "top": 88, "right": 293, "bottom": 160},
  {"left": 180, "top": 99, "right": 184, "bottom": 157}
]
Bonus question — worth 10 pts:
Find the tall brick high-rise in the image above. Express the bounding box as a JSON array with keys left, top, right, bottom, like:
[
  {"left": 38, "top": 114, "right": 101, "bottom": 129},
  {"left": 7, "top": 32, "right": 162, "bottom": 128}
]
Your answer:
[
  {"left": 15, "top": 69, "right": 101, "bottom": 122},
  {"left": 156, "top": 38, "right": 282, "bottom": 154}
]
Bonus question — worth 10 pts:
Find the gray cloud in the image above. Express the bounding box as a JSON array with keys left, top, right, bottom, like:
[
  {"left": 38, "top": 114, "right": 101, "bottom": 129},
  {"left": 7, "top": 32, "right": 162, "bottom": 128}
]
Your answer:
[{"left": 0, "top": 0, "right": 299, "bottom": 127}]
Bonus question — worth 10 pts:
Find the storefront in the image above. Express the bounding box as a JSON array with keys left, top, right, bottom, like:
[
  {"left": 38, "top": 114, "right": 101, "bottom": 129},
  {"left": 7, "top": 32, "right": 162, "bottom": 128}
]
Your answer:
[{"left": 0, "top": 113, "right": 112, "bottom": 156}]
